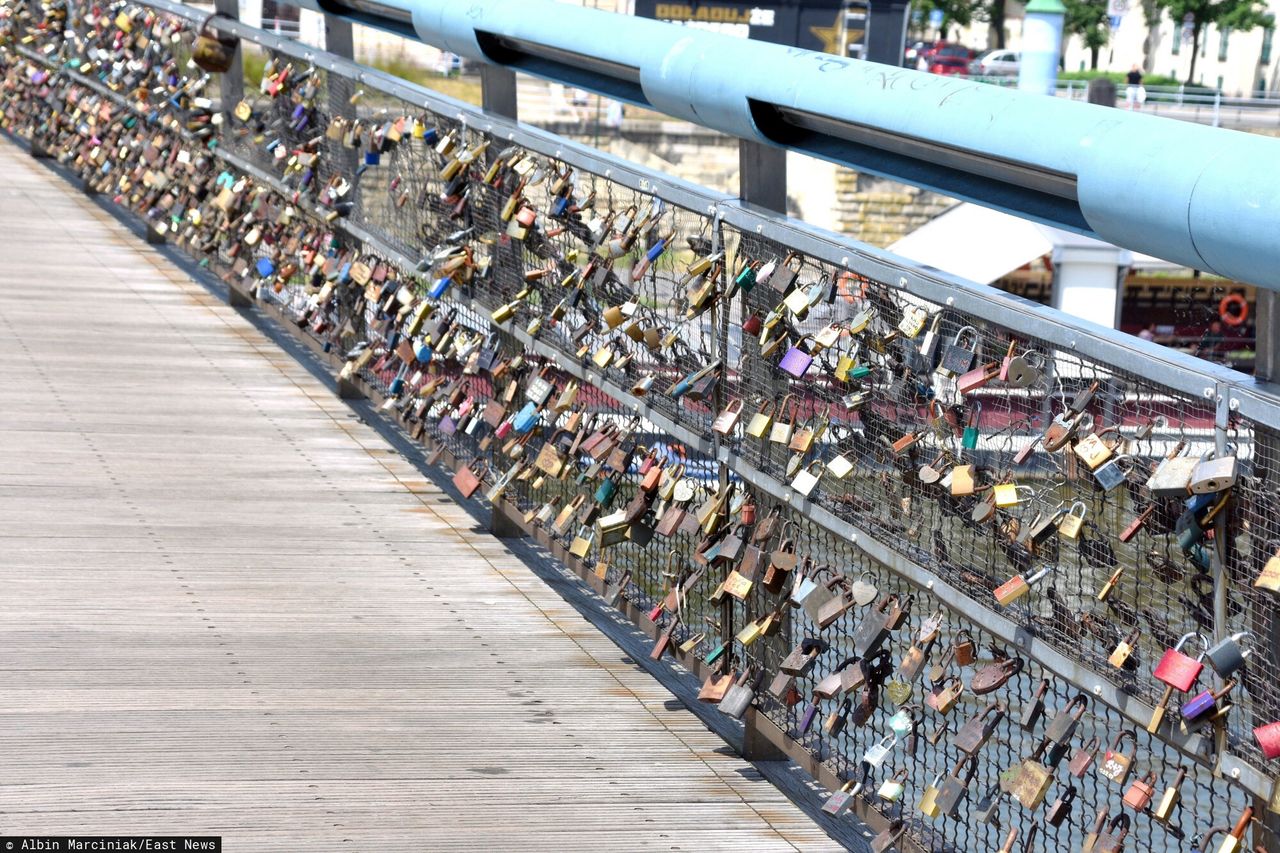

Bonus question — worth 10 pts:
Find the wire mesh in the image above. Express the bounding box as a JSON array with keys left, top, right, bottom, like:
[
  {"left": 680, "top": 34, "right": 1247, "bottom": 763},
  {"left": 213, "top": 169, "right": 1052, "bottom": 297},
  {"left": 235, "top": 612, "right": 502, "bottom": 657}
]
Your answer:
[{"left": 3, "top": 3, "right": 1278, "bottom": 850}]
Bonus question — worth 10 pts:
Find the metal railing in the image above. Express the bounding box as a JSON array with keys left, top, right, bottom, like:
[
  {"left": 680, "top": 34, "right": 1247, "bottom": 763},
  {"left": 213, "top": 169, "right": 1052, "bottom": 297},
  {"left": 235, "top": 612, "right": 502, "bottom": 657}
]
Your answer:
[{"left": 3, "top": 3, "right": 1279, "bottom": 851}]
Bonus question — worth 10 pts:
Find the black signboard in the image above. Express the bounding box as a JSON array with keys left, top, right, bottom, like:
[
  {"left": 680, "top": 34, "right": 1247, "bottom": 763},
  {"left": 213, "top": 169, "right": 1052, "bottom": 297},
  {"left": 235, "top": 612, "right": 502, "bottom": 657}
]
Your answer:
[{"left": 634, "top": 1, "right": 865, "bottom": 55}]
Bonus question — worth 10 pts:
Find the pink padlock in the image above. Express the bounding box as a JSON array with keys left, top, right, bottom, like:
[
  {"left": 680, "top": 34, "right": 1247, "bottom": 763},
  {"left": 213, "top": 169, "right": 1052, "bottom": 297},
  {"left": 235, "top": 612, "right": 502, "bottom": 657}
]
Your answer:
[{"left": 1255, "top": 722, "right": 1280, "bottom": 759}]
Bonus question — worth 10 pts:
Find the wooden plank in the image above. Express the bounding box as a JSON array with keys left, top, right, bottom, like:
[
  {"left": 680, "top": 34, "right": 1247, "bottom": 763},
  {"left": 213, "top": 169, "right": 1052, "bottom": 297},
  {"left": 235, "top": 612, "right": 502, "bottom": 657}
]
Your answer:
[{"left": 0, "top": 137, "right": 851, "bottom": 852}]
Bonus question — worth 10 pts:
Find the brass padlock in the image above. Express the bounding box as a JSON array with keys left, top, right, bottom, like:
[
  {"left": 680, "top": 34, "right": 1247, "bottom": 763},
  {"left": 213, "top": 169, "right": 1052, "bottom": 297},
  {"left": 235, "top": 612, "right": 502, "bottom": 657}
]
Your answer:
[
  {"left": 1152, "top": 766, "right": 1186, "bottom": 822},
  {"left": 1058, "top": 500, "right": 1087, "bottom": 539},
  {"left": 1108, "top": 627, "right": 1141, "bottom": 668}
]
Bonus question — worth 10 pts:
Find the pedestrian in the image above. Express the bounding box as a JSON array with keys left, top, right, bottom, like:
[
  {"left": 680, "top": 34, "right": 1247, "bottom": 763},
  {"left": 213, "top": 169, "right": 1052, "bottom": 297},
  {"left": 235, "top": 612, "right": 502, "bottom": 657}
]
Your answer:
[
  {"left": 1125, "top": 65, "right": 1145, "bottom": 110},
  {"left": 1138, "top": 323, "right": 1156, "bottom": 342}
]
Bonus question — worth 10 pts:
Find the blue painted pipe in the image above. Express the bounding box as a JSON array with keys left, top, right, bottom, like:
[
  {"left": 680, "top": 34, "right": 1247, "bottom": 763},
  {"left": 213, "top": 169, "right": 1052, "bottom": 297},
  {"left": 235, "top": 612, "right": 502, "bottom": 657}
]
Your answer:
[{"left": 293, "top": 0, "right": 1280, "bottom": 290}]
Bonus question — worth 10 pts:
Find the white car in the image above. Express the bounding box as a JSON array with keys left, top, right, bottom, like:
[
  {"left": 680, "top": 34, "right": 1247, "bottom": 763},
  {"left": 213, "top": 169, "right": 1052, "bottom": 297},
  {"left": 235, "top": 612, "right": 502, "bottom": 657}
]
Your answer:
[{"left": 969, "top": 49, "right": 1020, "bottom": 76}]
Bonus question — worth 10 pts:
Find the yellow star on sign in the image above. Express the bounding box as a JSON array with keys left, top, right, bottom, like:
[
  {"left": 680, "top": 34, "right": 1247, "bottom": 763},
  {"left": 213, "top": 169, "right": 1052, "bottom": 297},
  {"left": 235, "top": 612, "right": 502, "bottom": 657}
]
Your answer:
[{"left": 809, "top": 12, "right": 844, "bottom": 55}]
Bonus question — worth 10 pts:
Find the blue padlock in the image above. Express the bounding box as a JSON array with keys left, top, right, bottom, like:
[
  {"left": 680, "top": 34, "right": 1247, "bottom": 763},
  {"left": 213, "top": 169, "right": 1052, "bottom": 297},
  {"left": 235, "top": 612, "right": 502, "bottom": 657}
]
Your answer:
[
  {"left": 255, "top": 258, "right": 275, "bottom": 278},
  {"left": 1180, "top": 679, "right": 1235, "bottom": 720},
  {"left": 428, "top": 276, "right": 452, "bottom": 299}
]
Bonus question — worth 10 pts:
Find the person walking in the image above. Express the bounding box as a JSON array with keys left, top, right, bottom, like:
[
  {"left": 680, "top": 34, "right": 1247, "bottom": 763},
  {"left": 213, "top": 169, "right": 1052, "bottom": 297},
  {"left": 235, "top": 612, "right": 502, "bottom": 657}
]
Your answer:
[{"left": 1125, "top": 65, "right": 1145, "bottom": 110}]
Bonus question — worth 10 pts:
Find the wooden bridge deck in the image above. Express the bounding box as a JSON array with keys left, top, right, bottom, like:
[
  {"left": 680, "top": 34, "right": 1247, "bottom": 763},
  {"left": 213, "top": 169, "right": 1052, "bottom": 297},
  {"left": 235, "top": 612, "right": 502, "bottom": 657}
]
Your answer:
[{"left": 0, "top": 138, "right": 843, "bottom": 851}]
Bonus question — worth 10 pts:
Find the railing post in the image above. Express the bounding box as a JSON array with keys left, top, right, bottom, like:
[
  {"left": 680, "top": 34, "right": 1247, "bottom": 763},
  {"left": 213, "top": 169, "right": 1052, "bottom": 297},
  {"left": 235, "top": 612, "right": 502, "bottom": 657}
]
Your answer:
[
  {"left": 1252, "top": 288, "right": 1280, "bottom": 852},
  {"left": 480, "top": 65, "right": 519, "bottom": 120},
  {"left": 1213, "top": 89, "right": 1222, "bottom": 127},
  {"left": 738, "top": 140, "right": 787, "bottom": 214},
  {"left": 213, "top": 0, "right": 244, "bottom": 121}
]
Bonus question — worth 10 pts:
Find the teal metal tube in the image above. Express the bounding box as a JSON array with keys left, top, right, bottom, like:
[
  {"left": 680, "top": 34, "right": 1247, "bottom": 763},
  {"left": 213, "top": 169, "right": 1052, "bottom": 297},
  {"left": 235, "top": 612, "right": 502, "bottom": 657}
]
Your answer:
[{"left": 295, "top": 0, "right": 1280, "bottom": 290}]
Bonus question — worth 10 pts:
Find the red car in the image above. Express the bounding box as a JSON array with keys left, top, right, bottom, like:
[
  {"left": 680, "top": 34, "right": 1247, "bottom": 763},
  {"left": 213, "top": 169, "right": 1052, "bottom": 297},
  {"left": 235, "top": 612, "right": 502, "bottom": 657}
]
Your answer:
[{"left": 915, "top": 42, "right": 974, "bottom": 76}]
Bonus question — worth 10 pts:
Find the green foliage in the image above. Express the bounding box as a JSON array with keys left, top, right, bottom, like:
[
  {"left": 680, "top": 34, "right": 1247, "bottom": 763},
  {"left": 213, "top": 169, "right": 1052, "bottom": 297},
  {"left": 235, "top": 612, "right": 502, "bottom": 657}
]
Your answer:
[
  {"left": 1063, "top": 0, "right": 1110, "bottom": 65},
  {"left": 911, "top": 0, "right": 978, "bottom": 35},
  {"left": 1152, "top": 0, "right": 1273, "bottom": 81},
  {"left": 1058, "top": 69, "right": 1191, "bottom": 86}
]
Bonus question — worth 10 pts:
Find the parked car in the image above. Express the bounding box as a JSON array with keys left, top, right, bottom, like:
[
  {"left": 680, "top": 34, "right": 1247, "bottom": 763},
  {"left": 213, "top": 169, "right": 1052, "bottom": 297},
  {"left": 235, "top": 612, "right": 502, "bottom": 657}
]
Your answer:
[
  {"left": 913, "top": 41, "right": 974, "bottom": 75},
  {"left": 968, "top": 48, "right": 1020, "bottom": 76}
]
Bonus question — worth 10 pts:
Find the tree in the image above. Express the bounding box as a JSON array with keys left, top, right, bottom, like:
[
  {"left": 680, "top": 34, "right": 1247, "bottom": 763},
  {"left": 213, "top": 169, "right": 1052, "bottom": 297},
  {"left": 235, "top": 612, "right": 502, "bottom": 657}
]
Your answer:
[
  {"left": 1153, "top": 0, "right": 1273, "bottom": 83},
  {"left": 1064, "top": 0, "right": 1110, "bottom": 68},
  {"left": 911, "top": 0, "right": 979, "bottom": 41}
]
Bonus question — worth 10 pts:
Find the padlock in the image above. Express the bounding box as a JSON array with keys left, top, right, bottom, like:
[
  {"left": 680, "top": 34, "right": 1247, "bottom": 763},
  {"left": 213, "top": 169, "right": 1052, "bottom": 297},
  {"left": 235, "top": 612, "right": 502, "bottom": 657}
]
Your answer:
[
  {"left": 1122, "top": 771, "right": 1157, "bottom": 811},
  {"left": 863, "top": 734, "right": 897, "bottom": 767},
  {"left": 1090, "top": 564, "right": 1124, "bottom": 603},
  {"left": 957, "top": 361, "right": 999, "bottom": 395},
  {"left": 973, "top": 782, "right": 1003, "bottom": 824},
  {"left": 1190, "top": 450, "right": 1238, "bottom": 494},
  {"left": 1058, "top": 501, "right": 1088, "bottom": 539},
  {"left": 1098, "top": 730, "right": 1137, "bottom": 785},
  {"left": 1181, "top": 678, "right": 1236, "bottom": 720},
  {"left": 1108, "top": 627, "right": 1142, "bottom": 668},
  {"left": 934, "top": 759, "right": 973, "bottom": 817},
  {"left": 918, "top": 312, "right": 943, "bottom": 360},
  {"left": 1082, "top": 806, "right": 1112, "bottom": 853},
  {"left": 1042, "top": 411, "right": 1083, "bottom": 451},
  {"left": 993, "top": 564, "right": 1053, "bottom": 606},
  {"left": 953, "top": 700, "right": 1005, "bottom": 754},
  {"left": 1092, "top": 454, "right": 1133, "bottom": 492},
  {"left": 1147, "top": 448, "right": 1198, "bottom": 498},
  {"left": 961, "top": 401, "right": 982, "bottom": 449},
  {"left": 1254, "top": 547, "right": 1280, "bottom": 592},
  {"left": 822, "top": 776, "right": 865, "bottom": 816},
  {"left": 1149, "top": 632, "right": 1207, "bottom": 732},
  {"left": 927, "top": 678, "right": 965, "bottom": 714},
  {"left": 1218, "top": 807, "right": 1254, "bottom": 853},
  {"left": 1025, "top": 505, "right": 1065, "bottom": 548},
  {"left": 1152, "top": 766, "right": 1187, "bottom": 822},
  {"left": 1205, "top": 631, "right": 1253, "bottom": 678},
  {"left": 921, "top": 773, "right": 942, "bottom": 814},
  {"left": 1097, "top": 814, "right": 1131, "bottom": 853},
  {"left": 885, "top": 301, "right": 924, "bottom": 337},
  {"left": 877, "top": 767, "right": 909, "bottom": 802},
  {"left": 869, "top": 820, "right": 906, "bottom": 853},
  {"left": 1070, "top": 380, "right": 1101, "bottom": 412},
  {"left": 1009, "top": 741, "right": 1054, "bottom": 808},
  {"left": 937, "top": 325, "right": 979, "bottom": 377},
  {"left": 993, "top": 483, "right": 1034, "bottom": 507},
  {"left": 953, "top": 630, "right": 976, "bottom": 666},
  {"left": 1046, "top": 784, "right": 1077, "bottom": 826},
  {"left": 1074, "top": 429, "right": 1118, "bottom": 469},
  {"left": 1045, "top": 693, "right": 1089, "bottom": 744},
  {"left": 1257, "top": 721, "right": 1280, "bottom": 760},
  {"left": 1020, "top": 678, "right": 1050, "bottom": 730},
  {"left": 1195, "top": 827, "right": 1234, "bottom": 853},
  {"left": 1004, "top": 349, "right": 1045, "bottom": 387}
]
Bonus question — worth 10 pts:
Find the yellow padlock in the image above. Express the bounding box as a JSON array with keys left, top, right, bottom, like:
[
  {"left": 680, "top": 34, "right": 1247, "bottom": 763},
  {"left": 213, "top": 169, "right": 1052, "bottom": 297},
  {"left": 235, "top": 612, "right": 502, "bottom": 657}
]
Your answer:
[{"left": 993, "top": 483, "right": 1032, "bottom": 508}]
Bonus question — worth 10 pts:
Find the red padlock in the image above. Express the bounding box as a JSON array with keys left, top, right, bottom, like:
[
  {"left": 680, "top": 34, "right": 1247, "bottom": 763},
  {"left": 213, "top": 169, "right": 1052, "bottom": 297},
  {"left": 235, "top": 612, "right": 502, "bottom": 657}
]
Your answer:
[
  {"left": 1254, "top": 721, "right": 1280, "bottom": 759},
  {"left": 1153, "top": 632, "right": 1206, "bottom": 692}
]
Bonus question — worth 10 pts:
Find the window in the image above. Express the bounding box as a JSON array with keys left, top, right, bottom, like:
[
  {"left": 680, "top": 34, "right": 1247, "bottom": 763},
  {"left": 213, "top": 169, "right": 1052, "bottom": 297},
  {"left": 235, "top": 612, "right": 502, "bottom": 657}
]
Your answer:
[
  {"left": 1219, "top": 27, "right": 1231, "bottom": 61},
  {"left": 1263, "top": 27, "right": 1274, "bottom": 64},
  {"left": 1172, "top": 23, "right": 1181, "bottom": 54}
]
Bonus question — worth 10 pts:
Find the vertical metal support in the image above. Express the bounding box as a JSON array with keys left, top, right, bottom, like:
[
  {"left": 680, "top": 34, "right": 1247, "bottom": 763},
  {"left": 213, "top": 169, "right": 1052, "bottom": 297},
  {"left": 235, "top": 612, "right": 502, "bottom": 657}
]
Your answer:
[
  {"left": 323, "top": 14, "right": 355, "bottom": 117},
  {"left": 1251, "top": 289, "right": 1280, "bottom": 852},
  {"left": 213, "top": 0, "right": 244, "bottom": 120},
  {"left": 480, "top": 64, "right": 519, "bottom": 120},
  {"left": 864, "top": 0, "right": 910, "bottom": 66},
  {"left": 738, "top": 140, "right": 786, "bottom": 215}
]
